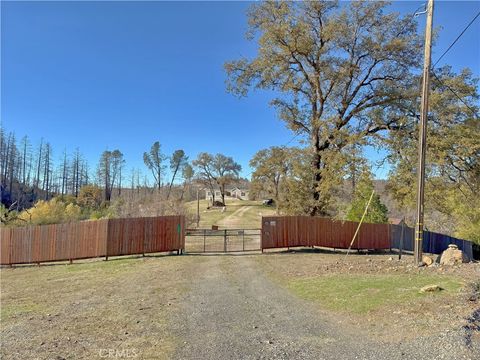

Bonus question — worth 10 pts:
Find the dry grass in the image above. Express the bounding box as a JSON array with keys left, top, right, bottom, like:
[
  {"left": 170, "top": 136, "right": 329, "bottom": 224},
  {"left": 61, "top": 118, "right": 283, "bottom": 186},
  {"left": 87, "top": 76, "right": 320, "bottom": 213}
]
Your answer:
[
  {"left": 0, "top": 255, "right": 201, "bottom": 360},
  {"left": 184, "top": 199, "right": 276, "bottom": 228}
]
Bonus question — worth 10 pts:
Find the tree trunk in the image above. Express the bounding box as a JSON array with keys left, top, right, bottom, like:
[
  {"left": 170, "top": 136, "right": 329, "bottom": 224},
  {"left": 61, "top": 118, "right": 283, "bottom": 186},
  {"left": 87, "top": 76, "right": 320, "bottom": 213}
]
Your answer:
[
  {"left": 22, "top": 140, "right": 27, "bottom": 186},
  {"left": 167, "top": 167, "right": 179, "bottom": 200},
  {"left": 61, "top": 152, "right": 67, "bottom": 196},
  {"left": 75, "top": 155, "right": 80, "bottom": 197},
  {"left": 310, "top": 131, "right": 322, "bottom": 216},
  {"left": 274, "top": 181, "right": 280, "bottom": 215},
  {"left": 221, "top": 184, "right": 226, "bottom": 206},
  {"left": 35, "top": 140, "right": 43, "bottom": 193}
]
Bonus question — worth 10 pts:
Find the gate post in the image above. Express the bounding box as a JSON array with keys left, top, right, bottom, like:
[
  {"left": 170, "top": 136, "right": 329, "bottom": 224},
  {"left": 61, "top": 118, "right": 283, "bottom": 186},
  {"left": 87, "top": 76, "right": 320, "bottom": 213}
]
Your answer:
[{"left": 224, "top": 229, "right": 227, "bottom": 252}]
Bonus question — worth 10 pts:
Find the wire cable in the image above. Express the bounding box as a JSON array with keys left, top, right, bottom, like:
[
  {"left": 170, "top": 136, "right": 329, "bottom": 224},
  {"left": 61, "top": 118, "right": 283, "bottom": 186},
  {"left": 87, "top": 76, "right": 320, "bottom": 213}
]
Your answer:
[
  {"left": 432, "top": 11, "right": 480, "bottom": 68},
  {"left": 431, "top": 69, "right": 479, "bottom": 119}
]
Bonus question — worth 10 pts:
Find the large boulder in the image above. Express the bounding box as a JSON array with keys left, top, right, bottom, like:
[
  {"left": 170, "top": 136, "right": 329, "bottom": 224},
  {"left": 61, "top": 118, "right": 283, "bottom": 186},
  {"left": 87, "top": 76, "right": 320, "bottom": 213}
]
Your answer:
[
  {"left": 439, "top": 244, "right": 469, "bottom": 265},
  {"left": 422, "top": 255, "right": 434, "bottom": 266},
  {"left": 420, "top": 284, "right": 443, "bottom": 293}
]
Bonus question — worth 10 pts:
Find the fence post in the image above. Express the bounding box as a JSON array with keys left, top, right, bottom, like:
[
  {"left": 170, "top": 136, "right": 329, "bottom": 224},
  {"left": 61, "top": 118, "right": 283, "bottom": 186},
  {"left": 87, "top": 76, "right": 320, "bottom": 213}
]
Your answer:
[
  {"left": 399, "top": 221, "right": 405, "bottom": 260},
  {"left": 224, "top": 229, "right": 227, "bottom": 252},
  {"left": 105, "top": 219, "right": 109, "bottom": 261},
  {"left": 9, "top": 227, "right": 13, "bottom": 267},
  {"left": 142, "top": 218, "right": 146, "bottom": 257}
]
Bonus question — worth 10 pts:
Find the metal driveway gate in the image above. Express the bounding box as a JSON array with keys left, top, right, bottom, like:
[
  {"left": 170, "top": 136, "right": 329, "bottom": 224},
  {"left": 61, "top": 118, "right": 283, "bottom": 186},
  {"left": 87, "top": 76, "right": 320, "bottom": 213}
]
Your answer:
[{"left": 185, "top": 228, "right": 261, "bottom": 253}]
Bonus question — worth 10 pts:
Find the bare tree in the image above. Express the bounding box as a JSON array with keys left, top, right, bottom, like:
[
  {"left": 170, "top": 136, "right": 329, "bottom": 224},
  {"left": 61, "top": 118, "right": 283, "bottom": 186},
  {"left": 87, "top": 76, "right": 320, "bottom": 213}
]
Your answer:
[
  {"left": 60, "top": 149, "right": 68, "bottom": 196},
  {"left": 167, "top": 149, "right": 188, "bottom": 199},
  {"left": 97, "top": 149, "right": 124, "bottom": 202},
  {"left": 193, "top": 153, "right": 241, "bottom": 206},
  {"left": 180, "top": 163, "right": 194, "bottom": 201},
  {"left": 42, "top": 143, "right": 52, "bottom": 200},
  {"left": 212, "top": 154, "right": 241, "bottom": 206},
  {"left": 143, "top": 141, "right": 166, "bottom": 190},
  {"left": 192, "top": 153, "right": 217, "bottom": 205},
  {"left": 34, "top": 139, "right": 43, "bottom": 193}
]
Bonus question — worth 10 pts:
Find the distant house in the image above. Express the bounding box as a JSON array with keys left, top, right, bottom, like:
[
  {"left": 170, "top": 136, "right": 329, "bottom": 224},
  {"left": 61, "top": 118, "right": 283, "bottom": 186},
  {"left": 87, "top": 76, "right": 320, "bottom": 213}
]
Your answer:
[
  {"left": 205, "top": 186, "right": 249, "bottom": 202},
  {"left": 230, "top": 187, "right": 249, "bottom": 200}
]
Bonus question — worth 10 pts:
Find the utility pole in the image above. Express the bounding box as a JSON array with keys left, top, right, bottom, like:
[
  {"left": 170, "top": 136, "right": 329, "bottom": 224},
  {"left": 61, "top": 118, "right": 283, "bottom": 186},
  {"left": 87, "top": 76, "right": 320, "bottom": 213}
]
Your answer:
[{"left": 414, "top": 0, "right": 434, "bottom": 265}]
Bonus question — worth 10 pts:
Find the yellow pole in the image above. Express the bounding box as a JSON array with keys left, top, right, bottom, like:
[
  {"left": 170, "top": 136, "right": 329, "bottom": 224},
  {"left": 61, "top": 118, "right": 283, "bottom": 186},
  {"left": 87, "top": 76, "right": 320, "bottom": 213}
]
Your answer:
[{"left": 345, "top": 190, "right": 375, "bottom": 258}]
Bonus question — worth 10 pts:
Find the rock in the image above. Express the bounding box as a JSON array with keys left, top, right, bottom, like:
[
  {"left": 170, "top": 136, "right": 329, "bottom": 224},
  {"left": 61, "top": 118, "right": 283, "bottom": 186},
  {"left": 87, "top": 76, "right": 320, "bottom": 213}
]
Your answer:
[
  {"left": 440, "top": 245, "right": 469, "bottom": 265},
  {"left": 388, "top": 257, "right": 393, "bottom": 261},
  {"left": 420, "top": 284, "right": 444, "bottom": 293},
  {"left": 422, "top": 255, "right": 434, "bottom": 266}
]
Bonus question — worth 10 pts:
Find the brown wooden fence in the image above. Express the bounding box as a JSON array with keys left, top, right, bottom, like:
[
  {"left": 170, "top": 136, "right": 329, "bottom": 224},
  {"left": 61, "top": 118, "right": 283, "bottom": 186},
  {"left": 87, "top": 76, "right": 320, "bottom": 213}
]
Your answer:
[
  {"left": 0, "top": 216, "right": 185, "bottom": 265},
  {"left": 261, "top": 216, "right": 391, "bottom": 250}
]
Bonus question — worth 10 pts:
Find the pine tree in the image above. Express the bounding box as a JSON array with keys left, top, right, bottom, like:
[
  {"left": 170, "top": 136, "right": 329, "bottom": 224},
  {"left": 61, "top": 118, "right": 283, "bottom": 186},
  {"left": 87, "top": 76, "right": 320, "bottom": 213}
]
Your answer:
[{"left": 346, "top": 169, "right": 388, "bottom": 224}]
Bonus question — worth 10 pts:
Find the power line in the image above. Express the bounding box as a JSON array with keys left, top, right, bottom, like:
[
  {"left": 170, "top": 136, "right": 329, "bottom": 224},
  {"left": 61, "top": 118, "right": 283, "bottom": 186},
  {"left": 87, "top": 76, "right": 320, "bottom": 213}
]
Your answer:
[
  {"left": 283, "top": 132, "right": 301, "bottom": 146},
  {"left": 431, "top": 69, "right": 479, "bottom": 119},
  {"left": 245, "top": 132, "right": 302, "bottom": 178},
  {"left": 428, "top": 10, "right": 480, "bottom": 119},
  {"left": 432, "top": 11, "right": 480, "bottom": 68}
]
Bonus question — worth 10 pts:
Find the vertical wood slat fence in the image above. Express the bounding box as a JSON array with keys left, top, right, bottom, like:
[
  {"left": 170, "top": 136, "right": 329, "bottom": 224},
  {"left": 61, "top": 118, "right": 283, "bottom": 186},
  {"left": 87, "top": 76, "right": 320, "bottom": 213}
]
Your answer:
[
  {"left": 261, "top": 216, "right": 391, "bottom": 250},
  {"left": 0, "top": 216, "right": 185, "bottom": 265}
]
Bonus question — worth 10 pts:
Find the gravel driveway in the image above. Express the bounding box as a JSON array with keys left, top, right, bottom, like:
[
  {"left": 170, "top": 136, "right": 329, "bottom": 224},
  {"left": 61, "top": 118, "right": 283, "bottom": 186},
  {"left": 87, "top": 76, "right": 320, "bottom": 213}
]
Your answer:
[{"left": 169, "top": 255, "right": 477, "bottom": 360}]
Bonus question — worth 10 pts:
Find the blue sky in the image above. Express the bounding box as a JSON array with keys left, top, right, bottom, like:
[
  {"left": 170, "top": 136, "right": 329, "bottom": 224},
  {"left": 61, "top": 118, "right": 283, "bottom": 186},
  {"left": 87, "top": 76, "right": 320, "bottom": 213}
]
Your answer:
[{"left": 1, "top": 1, "right": 479, "bottom": 181}]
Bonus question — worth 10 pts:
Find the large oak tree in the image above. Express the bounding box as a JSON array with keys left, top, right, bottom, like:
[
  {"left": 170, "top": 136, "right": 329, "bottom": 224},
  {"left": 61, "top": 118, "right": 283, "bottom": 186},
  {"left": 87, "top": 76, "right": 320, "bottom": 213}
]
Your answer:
[{"left": 226, "top": 0, "right": 421, "bottom": 215}]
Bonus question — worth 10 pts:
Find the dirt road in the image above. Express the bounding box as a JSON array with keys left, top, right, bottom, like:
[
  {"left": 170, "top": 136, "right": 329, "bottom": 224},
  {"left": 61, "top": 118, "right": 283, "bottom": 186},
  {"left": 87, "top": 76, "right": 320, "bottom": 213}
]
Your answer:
[
  {"left": 170, "top": 255, "right": 476, "bottom": 360},
  {"left": 1, "top": 254, "right": 477, "bottom": 360},
  {"left": 216, "top": 206, "right": 253, "bottom": 228}
]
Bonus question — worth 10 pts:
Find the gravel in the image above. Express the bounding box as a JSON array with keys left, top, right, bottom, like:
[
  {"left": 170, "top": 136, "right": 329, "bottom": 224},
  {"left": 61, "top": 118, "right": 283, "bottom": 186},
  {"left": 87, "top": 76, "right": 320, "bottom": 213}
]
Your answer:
[{"left": 169, "top": 255, "right": 478, "bottom": 360}]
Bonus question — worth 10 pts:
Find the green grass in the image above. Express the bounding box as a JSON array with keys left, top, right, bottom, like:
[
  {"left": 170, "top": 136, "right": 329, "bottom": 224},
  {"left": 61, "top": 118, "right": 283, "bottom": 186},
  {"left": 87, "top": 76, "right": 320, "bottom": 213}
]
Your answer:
[
  {"left": 1, "top": 302, "right": 47, "bottom": 321},
  {"left": 287, "top": 274, "right": 463, "bottom": 314}
]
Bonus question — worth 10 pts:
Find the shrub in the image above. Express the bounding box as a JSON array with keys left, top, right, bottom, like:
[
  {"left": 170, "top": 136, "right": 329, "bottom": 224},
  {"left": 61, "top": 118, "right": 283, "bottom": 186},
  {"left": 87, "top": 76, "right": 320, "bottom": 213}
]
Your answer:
[{"left": 18, "top": 198, "right": 84, "bottom": 225}]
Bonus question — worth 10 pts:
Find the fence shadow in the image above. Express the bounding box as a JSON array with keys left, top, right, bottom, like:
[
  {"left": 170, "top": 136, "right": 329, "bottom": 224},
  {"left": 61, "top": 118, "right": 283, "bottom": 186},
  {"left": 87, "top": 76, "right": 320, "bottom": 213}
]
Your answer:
[{"left": 261, "top": 246, "right": 393, "bottom": 256}]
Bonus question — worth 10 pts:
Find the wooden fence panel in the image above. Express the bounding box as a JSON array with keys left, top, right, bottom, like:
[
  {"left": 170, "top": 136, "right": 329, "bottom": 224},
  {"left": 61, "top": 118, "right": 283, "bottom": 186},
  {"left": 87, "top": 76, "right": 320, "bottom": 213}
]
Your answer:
[
  {"left": 0, "top": 227, "right": 11, "bottom": 265},
  {"left": 261, "top": 216, "right": 391, "bottom": 250},
  {"left": 143, "top": 216, "right": 184, "bottom": 253},
  {"left": 10, "top": 226, "right": 33, "bottom": 264},
  {"left": 55, "top": 223, "right": 71, "bottom": 261},
  {"left": 0, "top": 216, "right": 183, "bottom": 265},
  {"left": 107, "top": 217, "right": 145, "bottom": 256}
]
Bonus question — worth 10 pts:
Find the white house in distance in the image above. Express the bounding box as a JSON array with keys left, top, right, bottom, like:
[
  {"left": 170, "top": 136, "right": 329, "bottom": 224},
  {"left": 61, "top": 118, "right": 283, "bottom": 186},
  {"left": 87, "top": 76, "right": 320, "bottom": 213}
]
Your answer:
[{"left": 205, "top": 186, "right": 250, "bottom": 202}]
